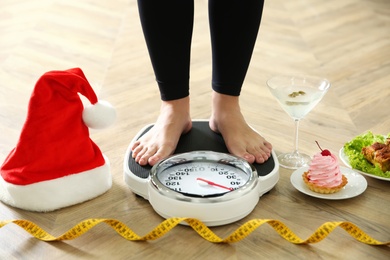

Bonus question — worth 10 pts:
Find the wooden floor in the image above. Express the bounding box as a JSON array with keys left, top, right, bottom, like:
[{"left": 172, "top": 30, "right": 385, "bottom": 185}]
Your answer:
[{"left": 1, "top": 0, "right": 389, "bottom": 259}]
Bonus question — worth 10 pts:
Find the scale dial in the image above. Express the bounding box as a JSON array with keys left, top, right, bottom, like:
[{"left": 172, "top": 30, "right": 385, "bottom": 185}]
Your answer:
[
  {"left": 151, "top": 151, "right": 256, "bottom": 200},
  {"left": 145, "top": 151, "right": 264, "bottom": 226},
  {"left": 156, "top": 161, "right": 249, "bottom": 196}
]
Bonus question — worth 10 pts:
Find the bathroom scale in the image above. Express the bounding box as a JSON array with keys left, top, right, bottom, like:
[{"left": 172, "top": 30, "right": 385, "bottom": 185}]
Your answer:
[{"left": 123, "top": 120, "right": 279, "bottom": 226}]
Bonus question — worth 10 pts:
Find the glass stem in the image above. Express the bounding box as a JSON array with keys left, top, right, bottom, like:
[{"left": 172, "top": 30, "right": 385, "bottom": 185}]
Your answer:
[{"left": 293, "top": 119, "right": 300, "bottom": 155}]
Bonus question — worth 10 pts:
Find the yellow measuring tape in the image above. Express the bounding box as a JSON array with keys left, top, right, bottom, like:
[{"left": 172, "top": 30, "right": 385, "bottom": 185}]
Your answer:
[{"left": 1, "top": 218, "right": 389, "bottom": 245}]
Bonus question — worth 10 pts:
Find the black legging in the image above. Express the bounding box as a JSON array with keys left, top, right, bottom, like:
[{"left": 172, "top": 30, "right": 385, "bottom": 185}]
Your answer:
[{"left": 137, "top": 0, "right": 264, "bottom": 101}]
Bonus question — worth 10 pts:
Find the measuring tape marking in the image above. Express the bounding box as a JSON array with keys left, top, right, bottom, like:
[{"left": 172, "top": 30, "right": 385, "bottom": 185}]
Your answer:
[{"left": 1, "top": 218, "right": 389, "bottom": 245}]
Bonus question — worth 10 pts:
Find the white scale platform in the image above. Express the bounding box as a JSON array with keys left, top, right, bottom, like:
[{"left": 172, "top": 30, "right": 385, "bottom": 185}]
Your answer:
[{"left": 123, "top": 120, "right": 279, "bottom": 226}]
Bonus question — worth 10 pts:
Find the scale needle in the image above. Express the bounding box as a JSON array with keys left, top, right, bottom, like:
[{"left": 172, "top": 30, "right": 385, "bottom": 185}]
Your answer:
[{"left": 196, "top": 178, "right": 234, "bottom": 191}]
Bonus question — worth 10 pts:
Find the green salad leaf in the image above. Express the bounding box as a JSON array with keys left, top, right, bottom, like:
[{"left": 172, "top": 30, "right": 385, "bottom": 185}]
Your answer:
[{"left": 343, "top": 131, "right": 390, "bottom": 178}]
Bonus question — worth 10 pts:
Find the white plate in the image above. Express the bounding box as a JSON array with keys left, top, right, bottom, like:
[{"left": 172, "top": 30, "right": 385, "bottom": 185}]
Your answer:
[
  {"left": 290, "top": 166, "right": 367, "bottom": 200},
  {"left": 339, "top": 148, "right": 390, "bottom": 181}
]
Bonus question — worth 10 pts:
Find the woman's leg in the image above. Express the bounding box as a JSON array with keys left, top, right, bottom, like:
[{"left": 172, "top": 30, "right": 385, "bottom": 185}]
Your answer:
[
  {"left": 208, "top": 0, "right": 272, "bottom": 164},
  {"left": 132, "top": 0, "right": 194, "bottom": 165},
  {"left": 137, "top": 0, "right": 194, "bottom": 101}
]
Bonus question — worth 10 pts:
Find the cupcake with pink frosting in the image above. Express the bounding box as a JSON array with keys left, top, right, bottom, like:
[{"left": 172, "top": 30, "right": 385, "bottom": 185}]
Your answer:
[{"left": 302, "top": 142, "right": 348, "bottom": 194}]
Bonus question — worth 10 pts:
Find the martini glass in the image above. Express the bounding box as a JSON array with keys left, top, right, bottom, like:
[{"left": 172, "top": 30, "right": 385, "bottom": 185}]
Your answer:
[{"left": 267, "top": 75, "right": 330, "bottom": 169}]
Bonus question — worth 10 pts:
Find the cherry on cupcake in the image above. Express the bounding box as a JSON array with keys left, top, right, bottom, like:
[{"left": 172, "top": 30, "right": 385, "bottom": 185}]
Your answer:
[{"left": 315, "top": 141, "right": 331, "bottom": 156}]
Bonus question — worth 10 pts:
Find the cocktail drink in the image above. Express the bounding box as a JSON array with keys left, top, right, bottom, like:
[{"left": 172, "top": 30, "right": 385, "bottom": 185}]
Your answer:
[
  {"left": 269, "top": 85, "right": 325, "bottom": 120},
  {"left": 267, "top": 76, "right": 330, "bottom": 169}
]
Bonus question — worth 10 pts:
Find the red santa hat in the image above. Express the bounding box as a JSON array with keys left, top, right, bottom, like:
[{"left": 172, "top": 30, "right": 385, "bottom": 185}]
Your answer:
[{"left": 0, "top": 68, "right": 116, "bottom": 212}]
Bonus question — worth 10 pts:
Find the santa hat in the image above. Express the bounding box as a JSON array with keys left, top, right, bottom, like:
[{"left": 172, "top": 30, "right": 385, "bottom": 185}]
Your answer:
[{"left": 0, "top": 68, "right": 116, "bottom": 212}]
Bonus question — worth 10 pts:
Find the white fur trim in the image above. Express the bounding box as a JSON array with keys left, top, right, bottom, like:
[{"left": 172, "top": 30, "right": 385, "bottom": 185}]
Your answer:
[
  {"left": 0, "top": 155, "right": 112, "bottom": 212},
  {"left": 83, "top": 100, "right": 116, "bottom": 129}
]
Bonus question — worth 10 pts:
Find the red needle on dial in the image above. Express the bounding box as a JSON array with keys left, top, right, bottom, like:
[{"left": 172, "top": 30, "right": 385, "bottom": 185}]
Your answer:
[{"left": 196, "top": 178, "right": 234, "bottom": 191}]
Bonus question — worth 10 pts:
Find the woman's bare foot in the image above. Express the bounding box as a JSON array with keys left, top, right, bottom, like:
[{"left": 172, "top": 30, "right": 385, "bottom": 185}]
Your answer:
[
  {"left": 131, "top": 97, "right": 192, "bottom": 166},
  {"left": 209, "top": 92, "right": 272, "bottom": 164}
]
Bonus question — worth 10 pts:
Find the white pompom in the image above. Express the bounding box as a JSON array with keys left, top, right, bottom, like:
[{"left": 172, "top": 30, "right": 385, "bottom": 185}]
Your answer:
[{"left": 82, "top": 100, "right": 116, "bottom": 129}]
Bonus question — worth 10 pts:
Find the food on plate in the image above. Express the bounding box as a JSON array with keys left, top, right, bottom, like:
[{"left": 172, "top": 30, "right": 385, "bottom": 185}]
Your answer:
[
  {"left": 362, "top": 138, "right": 390, "bottom": 172},
  {"left": 344, "top": 131, "right": 390, "bottom": 178},
  {"left": 303, "top": 142, "right": 348, "bottom": 194}
]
